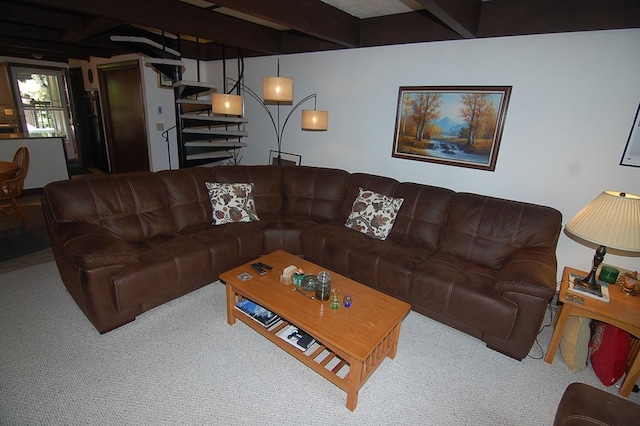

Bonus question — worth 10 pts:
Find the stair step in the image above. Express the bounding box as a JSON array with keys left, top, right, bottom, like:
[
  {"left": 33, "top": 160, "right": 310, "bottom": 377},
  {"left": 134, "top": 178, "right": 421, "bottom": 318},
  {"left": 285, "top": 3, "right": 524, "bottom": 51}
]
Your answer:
[
  {"left": 180, "top": 114, "right": 248, "bottom": 125},
  {"left": 186, "top": 151, "right": 234, "bottom": 160},
  {"left": 177, "top": 99, "right": 211, "bottom": 113},
  {"left": 185, "top": 141, "right": 248, "bottom": 148},
  {"left": 143, "top": 58, "right": 184, "bottom": 67},
  {"left": 185, "top": 157, "right": 231, "bottom": 167},
  {"left": 182, "top": 128, "right": 248, "bottom": 137},
  {"left": 174, "top": 81, "right": 217, "bottom": 97},
  {"left": 110, "top": 35, "right": 181, "bottom": 58}
]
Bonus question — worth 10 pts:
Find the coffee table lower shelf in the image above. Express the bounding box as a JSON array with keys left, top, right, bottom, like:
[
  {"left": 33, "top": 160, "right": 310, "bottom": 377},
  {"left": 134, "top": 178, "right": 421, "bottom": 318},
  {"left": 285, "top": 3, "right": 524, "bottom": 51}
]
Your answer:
[{"left": 226, "top": 291, "right": 401, "bottom": 411}]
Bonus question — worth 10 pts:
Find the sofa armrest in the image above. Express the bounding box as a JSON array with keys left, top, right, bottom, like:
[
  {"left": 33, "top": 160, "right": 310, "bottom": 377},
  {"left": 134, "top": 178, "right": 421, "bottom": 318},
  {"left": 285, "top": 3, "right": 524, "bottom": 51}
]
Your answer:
[
  {"left": 492, "top": 247, "right": 557, "bottom": 300},
  {"left": 48, "top": 222, "right": 138, "bottom": 269}
]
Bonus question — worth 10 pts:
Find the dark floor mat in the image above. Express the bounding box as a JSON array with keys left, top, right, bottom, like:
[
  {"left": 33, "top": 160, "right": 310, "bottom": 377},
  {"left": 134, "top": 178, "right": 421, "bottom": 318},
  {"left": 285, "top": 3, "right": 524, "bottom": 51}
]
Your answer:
[
  {"left": 0, "top": 228, "right": 50, "bottom": 262},
  {"left": 0, "top": 202, "right": 50, "bottom": 263}
]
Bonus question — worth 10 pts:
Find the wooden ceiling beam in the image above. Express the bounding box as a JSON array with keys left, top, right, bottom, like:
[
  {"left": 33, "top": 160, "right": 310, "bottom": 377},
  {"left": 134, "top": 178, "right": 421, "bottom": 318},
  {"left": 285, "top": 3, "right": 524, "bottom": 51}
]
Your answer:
[
  {"left": 360, "top": 11, "right": 461, "bottom": 48},
  {"left": 0, "top": 0, "right": 84, "bottom": 31},
  {"left": 62, "top": 16, "right": 124, "bottom": 43},
  {"left": 16, "top": 0, "right": 285, "bottom": 55},
  {"left": 212, "top": 0, "right": 360, "bottom": 47},
  {"left": 0, "top": 34, "right": 115, "bottom": 59},
  {"left": 415, "top": 0, "right": 482, "bottom": 39},
  {"left": 479, "top": 0, "right": 640, "bottom": 37}
]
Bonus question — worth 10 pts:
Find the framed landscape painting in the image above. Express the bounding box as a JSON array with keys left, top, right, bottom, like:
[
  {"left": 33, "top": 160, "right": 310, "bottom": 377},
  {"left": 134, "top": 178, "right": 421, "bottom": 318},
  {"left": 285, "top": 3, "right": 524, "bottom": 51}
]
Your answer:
[{"left": 392, "top": 86, "right": 512, "bottom": 171}]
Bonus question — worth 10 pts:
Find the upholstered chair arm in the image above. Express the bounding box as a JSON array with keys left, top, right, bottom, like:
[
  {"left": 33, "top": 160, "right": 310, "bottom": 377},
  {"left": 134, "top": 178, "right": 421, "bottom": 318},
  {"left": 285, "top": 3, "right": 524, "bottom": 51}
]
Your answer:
[
  {"left": 48, "top": 222, "right": 139, "bottom": 269},
  {"left": 492, "top": 247, "right": 557, "bottom": 300}
]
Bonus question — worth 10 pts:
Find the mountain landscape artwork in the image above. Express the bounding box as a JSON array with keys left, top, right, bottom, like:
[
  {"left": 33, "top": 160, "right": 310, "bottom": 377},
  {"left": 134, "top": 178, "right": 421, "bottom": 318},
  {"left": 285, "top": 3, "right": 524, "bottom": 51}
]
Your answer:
[{"left": 392, "top": 86, "right": 512, "bottom": 171}]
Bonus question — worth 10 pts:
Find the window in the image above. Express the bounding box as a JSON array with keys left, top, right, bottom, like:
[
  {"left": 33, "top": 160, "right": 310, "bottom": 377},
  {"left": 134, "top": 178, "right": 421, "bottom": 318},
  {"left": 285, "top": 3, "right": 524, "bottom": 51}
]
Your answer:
[{"left": 10, "top": 66, "right": 76, "bottom": 159}]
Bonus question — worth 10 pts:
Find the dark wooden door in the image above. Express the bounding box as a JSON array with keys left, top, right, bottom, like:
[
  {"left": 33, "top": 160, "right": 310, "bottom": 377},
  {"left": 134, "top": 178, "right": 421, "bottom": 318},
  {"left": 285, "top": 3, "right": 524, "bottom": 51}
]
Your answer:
[{"left": 98, "top": 61, "right": 149, "bottom": 173}]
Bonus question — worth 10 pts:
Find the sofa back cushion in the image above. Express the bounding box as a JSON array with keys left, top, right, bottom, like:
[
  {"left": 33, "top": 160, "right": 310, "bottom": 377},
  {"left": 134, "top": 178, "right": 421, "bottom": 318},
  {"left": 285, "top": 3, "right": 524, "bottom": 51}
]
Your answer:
[
  {"left": 388, "top": 182, "right": 455, "bottom": 251},
  {"left": 214, "top": 165, "right": 283, "bottom": 216},
  {"left": 43, "top": 172, "right": 175, "bottom": 241},
  {"left": 338, "top": 173, "right": 399, "bottom": 222},
  {"left": 439, "top": 193, "right": 562, "bottom": 269},
  {"left": 159, "top": 167, "right": 216, "bottom": 231},
  {"left": 282, "top": 166, "right": 349, "bottom": 221}
]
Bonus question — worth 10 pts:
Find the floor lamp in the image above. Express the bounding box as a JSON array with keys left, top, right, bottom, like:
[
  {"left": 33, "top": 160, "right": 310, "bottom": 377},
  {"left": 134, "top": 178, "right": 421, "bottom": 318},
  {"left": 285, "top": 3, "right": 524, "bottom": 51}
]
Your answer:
[{"left": 211, "top": 75, "right": 328, "bottom": 165}]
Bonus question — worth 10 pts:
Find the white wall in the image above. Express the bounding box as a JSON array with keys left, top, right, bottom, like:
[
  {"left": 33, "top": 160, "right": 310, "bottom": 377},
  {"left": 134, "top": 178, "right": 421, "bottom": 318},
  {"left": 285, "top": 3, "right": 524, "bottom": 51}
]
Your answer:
[
  {"left": 0, "top": 137, "right": 68, "bottom": 189},
  {"left": 205, "top": 29, "right": 640, "bottom": 277}
]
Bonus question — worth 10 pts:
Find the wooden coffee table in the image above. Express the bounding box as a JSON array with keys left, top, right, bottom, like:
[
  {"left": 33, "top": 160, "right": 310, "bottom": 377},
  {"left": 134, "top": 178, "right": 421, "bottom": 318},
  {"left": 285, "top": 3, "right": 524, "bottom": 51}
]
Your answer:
[{"left": 221, "top": 250, "right": 411, "bottom": 410}]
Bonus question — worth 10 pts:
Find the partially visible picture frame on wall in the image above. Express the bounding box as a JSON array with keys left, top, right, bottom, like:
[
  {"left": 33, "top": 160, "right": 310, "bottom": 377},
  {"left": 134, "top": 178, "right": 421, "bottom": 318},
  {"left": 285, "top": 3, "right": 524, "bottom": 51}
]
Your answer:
[
  {"left": 158, "top": 72, "right": 173, "bottom": 88},
  {"left": 620, "top": 102, "right": 640, "bottom": 167},
  {"left": 392, "top": 86, "right": 512, "bottom": 172},
  {"left": 269, "top": 150, "right": 301, "bottom": 166}
]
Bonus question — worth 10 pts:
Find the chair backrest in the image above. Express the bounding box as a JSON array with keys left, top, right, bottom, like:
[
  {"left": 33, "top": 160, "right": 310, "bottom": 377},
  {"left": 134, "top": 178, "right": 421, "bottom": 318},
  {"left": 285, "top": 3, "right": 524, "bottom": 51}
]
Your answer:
[
  {"left": 12, "top": 146, "right": 29, "bottom": 178},
  {"left": 1, "top": 146, "right": 29, "bottom": 199}
]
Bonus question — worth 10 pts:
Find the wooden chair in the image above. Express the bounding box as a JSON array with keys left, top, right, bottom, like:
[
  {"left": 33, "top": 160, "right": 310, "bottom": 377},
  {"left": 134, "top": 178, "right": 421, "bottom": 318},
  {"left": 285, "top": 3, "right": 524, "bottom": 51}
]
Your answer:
[{"left": 0, "top": 146, "right": 32, "bottom": 229}]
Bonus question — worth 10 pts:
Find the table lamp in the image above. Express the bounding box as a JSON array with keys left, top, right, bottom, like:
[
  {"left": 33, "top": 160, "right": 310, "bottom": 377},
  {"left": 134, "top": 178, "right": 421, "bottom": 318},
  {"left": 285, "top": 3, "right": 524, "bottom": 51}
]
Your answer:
[{"left": 565, "top": 191, "right": 640, "bottom": 294}]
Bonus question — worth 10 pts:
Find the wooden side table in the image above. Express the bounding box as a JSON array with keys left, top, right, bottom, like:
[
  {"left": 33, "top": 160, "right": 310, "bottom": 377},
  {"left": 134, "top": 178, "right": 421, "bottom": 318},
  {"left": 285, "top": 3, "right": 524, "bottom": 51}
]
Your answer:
[{"left": 545, "top": 266, "right": 640, "bottom": 397}]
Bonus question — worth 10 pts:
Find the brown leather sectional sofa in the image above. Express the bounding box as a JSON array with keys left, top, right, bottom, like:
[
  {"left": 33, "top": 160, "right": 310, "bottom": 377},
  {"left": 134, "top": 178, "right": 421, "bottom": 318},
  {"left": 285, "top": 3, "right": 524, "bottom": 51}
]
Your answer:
[{"left": 42, "top": 165, "right": 562, "bottom": 360}]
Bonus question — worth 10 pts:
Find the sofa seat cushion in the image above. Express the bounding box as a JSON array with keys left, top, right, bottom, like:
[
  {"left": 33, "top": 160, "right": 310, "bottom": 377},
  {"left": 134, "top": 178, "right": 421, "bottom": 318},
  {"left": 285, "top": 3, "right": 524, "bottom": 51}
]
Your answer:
[
  {"left": 348, "top": 240, "right": 431, "bottom": 303},
  {"left": 255, "top": 214, "right": 319, "bottom": 255},
  {"left": 185, "top": 222, "right": 264, "bottom": 274},
  {"left": 112, "top": 233, "right": 212, "bottom": 311},
  {"left": 410, "top": 253, "right": 516, "bottom": 340},
  {"left": 302, "top": 222, "right": 371, "bottom": 276}
]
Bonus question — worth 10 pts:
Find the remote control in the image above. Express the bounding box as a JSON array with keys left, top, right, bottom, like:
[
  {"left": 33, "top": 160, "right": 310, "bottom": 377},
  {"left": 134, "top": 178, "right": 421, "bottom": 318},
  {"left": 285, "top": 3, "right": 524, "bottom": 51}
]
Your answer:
[
  {"left": 251, "top": 263, "right": 266, "bottom": 275},
  {"left": 257, "top": 262, "right": 272, "bottom": 270}
]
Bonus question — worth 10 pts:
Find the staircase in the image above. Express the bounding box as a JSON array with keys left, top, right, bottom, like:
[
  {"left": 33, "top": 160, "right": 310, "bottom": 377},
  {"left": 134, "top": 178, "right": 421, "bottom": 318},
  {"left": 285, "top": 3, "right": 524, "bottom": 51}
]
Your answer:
[
  {"left": 174, "top": 81, "right": 248, "bottom": 167},
  {"left": 111, "top": 26, "right": 248, "bottom": 168}
]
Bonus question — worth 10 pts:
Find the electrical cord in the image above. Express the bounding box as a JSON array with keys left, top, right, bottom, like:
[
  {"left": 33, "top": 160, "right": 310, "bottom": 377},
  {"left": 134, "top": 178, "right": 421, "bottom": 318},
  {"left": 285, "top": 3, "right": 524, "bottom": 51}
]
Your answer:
[{"left": 527, "top": 279, "right": 562, "bottom": 360}]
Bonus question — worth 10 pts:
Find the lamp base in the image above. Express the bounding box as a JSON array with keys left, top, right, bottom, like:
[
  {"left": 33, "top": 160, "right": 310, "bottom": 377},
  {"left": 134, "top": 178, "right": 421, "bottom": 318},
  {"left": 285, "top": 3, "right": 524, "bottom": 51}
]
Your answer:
[{"left": 573, "top": 277, "right": 603, "bottom": 298}]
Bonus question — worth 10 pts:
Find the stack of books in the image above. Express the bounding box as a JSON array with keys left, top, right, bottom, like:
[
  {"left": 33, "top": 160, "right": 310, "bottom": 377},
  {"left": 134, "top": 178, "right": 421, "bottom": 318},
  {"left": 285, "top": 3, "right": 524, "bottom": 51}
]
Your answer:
[{"left": 235, "top": 298, "right": 281, "bottom": 327}]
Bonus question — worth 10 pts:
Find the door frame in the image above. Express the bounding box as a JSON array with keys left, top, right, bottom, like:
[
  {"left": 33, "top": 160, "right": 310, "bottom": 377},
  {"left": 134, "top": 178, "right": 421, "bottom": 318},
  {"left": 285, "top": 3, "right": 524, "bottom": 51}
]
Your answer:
[{"left": 97, "top": 59, "right": 150, "bottom": 173}]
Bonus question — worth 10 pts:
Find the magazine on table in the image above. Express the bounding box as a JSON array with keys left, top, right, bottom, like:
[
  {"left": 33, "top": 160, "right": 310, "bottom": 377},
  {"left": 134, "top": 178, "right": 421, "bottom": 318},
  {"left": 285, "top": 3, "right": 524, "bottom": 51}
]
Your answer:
[
  {"left": 235, "top": 298, "right": 281, "bottom": 327},
  {"left": 567, "top": 273, "right": 610, "bottom": 303},
  {"left": 276, "top": 324, "right": 316, "bottom": 351}
]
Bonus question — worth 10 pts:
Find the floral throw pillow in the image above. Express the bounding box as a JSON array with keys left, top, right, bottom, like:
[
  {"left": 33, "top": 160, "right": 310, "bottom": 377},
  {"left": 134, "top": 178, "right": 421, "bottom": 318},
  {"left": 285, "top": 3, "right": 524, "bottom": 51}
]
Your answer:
[
  {"left": 205, "top": 182, "right": 259, "bottom": 225},
  {"left": 344, "top": 187, "right": 404, "bottom": 240}
]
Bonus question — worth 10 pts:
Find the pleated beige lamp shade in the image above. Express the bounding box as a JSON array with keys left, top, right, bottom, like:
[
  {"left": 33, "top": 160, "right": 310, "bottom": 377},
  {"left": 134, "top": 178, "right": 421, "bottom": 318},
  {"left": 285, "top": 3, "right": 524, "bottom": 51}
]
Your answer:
[
  {"left": 301, "top": 110, "right": 328, "bottom": 130},
  {"left": 211, "top": 93, "right": 243, "bottom": 116},
  {"left": 565, "top": 191, "right": 640, "bottom": 252},
  {"left": 263, "top": 77, "right": 293, "bottom": 102}
]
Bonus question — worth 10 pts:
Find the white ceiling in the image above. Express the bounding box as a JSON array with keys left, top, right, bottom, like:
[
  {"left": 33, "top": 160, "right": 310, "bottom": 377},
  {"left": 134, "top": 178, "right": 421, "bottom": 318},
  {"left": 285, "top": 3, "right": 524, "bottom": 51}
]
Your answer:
[{"left": 320, "top": 0, "right": 424, "bottom": 19}]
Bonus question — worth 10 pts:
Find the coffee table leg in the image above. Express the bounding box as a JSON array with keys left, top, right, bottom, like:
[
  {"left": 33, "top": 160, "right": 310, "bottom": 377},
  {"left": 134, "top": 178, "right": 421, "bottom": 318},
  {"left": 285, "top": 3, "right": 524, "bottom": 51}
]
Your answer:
[
  {"left": 388, "top": 323, "right": 401, "bottom": 359},
  {"left": 346, "top": 359, "right": 362, "bottom": 411},
  {"left": 226, "top": 283, "right": 236, "bottom": 325}
]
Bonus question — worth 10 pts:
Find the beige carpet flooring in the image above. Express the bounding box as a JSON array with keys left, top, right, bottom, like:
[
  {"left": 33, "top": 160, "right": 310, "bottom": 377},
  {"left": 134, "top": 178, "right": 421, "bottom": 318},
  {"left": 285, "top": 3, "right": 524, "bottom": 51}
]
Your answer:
[{"left": 1, "top": 260, "right": 638, "bottom": 425}]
